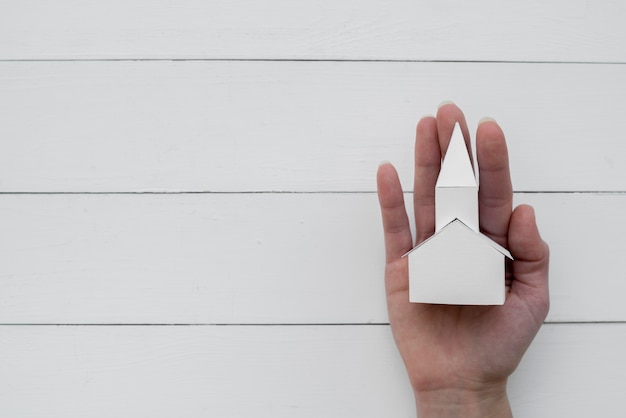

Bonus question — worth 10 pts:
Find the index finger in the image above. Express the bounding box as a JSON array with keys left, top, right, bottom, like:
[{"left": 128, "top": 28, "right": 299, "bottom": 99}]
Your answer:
[
  {"left": 377, "top": 162, "right": 413, "bottom": 262},
  {"left": 476, "top": 118, "right": 513, "bottom": 247},
  {"left": 412, "top": 116, "right": 439, "bottom": 244}
]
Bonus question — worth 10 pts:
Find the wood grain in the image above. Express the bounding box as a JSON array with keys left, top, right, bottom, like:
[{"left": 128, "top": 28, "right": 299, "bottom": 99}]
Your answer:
[
  {"left": 2, "top": 2, "right": 623, "bottom": 416},
  {"left": 1, "top": 0, "right": 625, "bottom": 62},
  {"left": 0, "top": 192, "right": 622, "bottom": 324},
  {"left": 1, "top": 61, "right": 626, "bottom": 192},
  {"left": 0, "top": 323, "right": 622, "bottom": 417}
]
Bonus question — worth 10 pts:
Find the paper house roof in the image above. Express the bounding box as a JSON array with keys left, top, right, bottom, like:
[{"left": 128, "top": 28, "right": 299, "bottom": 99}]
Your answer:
[{"left": 407, "top": 218, "right": 512, "bottom": 259}]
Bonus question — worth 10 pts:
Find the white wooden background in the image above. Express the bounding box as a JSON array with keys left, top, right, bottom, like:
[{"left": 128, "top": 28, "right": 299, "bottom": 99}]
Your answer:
[{"left": 1, "top": 1, "right": 625, "bottom": 416}]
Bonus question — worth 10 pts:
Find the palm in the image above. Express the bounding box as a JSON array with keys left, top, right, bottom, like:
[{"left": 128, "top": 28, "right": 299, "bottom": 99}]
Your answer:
[
  {"left": 386, "top": 260, "right": 542, "bottom": 391},
  {"left": 377, "top": 104, "right": 549, "bottom": 395}
]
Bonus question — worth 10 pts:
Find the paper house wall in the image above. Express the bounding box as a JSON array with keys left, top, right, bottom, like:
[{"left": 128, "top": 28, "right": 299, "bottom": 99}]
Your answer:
[
  {"left": 405, "top": 123, "right": 512, "bottom": 305},
  {"left": 407, "top": 219, "right": 510, "bottom": 305}
]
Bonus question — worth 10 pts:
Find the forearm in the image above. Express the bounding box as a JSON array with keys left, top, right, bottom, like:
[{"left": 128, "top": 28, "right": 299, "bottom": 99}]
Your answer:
[{"left": 415, "top": 384, "right": 512, "bottom": 418}]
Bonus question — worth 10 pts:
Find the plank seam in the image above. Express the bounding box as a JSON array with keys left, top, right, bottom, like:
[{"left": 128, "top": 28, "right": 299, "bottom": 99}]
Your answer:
[
  {"left": 0, "top": 321, "right": 623, "bottom": 326},
  {"left": 1, "top": 58, "right": 626, "bottom": 65},
  {"left": 1, "top": 191, "right": 625, "bottom": 195}
]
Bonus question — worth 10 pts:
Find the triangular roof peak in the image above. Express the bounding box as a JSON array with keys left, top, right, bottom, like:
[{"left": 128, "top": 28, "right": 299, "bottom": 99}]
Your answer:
[
  {"left": 436, "top": 123, "right": 476, "bottom": 187},
  {"left": 404, "top": 219, "right": 513, "bottom": 260}
]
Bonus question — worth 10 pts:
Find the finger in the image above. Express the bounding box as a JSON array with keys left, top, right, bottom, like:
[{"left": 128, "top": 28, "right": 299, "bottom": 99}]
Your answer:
[
  {"left": 476, "top": 118, "right": 513, "bottom": 247},
  {"left": 436, "top": 102, "right": 472, "bottom": 164},
  {"left": 377, "top": 162, "right": 413, "bottom": 262},
  {"left": 413, "top": 116, "right": 439, "bottom": 243},
  {"left": 508, "top": 205, "right": 550, "bottom": 318}
]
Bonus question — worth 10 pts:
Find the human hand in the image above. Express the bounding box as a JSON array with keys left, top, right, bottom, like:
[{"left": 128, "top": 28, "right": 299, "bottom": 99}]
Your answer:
[{"left": 376, "top": 103, "right": 549, "bottom": 417}]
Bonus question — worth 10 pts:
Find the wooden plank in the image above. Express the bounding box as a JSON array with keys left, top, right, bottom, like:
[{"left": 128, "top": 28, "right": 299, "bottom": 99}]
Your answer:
[
  {"left": 1, "top": 61, "right": 626, "bottom": 192},
  {"left": 1, "top": 0, "right": 625, "bottom": 62},
  {"left": 0, "top": 323, "right": 622, "bottom": 417},
  {"left": 0, "top": 192, "right": 623, "bottom": 323}
]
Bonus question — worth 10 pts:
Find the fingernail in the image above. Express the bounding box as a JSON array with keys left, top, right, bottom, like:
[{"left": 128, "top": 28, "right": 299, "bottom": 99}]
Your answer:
[
  {"left": 378, "top": 160, "right": 391, "bottom": 168},
  {"left": 478, "top": 116, "right": 497, "bottom": 125},
  {"left": 420, "top": 114, "right": 435, "bottom": 120},
  {"left": 438, "top": 100, "right": 456, "bottom": 109}
]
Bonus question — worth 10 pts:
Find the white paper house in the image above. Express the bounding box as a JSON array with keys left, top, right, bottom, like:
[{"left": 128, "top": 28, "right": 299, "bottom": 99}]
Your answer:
[{"left": 405, "top": 123, "right": 512, "bottom": 305}]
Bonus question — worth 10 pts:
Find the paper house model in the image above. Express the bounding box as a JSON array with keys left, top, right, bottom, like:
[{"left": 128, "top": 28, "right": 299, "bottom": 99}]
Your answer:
[{"left": 404, "top": 123, "right": 512, "bottom": 305}]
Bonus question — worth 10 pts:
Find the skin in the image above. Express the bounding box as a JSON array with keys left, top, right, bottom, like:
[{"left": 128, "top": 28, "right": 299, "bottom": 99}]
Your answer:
[{"left": 376, "top": 103, "right": 550, "bottom": 417}]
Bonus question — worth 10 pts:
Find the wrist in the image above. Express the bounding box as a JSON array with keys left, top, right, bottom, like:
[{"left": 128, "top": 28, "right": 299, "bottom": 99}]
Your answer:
[{"left": 414, "top": 382, "right": 512, "bottom": 418}]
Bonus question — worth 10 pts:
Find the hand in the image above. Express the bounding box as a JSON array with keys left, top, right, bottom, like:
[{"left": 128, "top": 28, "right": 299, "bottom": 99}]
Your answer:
[{"left": 376, "top": 103, "right": 549, "bottom": 417}]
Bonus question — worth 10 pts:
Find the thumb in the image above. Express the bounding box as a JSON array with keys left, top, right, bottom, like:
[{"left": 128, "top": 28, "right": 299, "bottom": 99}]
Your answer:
[{"left": 508, "top": 204, "right": 550, "bottom": 317}]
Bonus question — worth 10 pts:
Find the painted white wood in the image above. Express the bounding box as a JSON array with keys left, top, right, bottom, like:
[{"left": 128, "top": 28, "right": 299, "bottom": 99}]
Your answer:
[
  {"left": 1, "top": 0, "right": 625, "bottom": 62},
  {"left": 1, "top": 61, "right": 626, "bottom": 192},
  {"left": 0, "top": 192, "right": 623, "bottom": 323},
  {"left": 2, "top": 2, "right": 622, "bottom": 416},
  {"left": 0, "top": 324, "right": 622, "bottom": 417}
]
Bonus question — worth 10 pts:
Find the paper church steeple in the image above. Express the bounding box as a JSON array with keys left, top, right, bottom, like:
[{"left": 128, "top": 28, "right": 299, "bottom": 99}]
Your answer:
[
  {"left": 435, "top": 124, "right": 479, "bottom": 232},
  {"left": 404, "top": 123, "right": 512, "bottom": 305}
]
